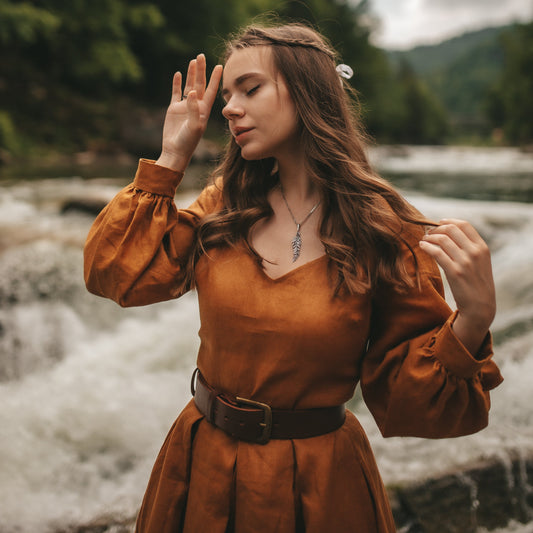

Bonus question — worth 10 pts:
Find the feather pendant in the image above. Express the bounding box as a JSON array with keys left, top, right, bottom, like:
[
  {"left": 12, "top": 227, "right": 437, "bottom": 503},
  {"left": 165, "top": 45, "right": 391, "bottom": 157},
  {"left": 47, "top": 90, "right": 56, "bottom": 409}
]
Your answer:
[{"left": 291, "top": 228, "right": 302, "bottom": 262}]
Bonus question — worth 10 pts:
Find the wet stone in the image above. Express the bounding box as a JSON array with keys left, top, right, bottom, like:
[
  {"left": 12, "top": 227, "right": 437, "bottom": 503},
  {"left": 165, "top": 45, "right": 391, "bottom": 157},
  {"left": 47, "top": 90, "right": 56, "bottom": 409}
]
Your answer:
[{"left": 390, "top": 454, "right": 533, "bottom": 532}]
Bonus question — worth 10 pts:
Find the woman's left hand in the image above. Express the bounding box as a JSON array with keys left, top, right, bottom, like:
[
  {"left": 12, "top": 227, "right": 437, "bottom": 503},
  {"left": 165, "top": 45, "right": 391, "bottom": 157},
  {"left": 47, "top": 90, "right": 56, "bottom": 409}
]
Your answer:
[{"left": 419, "top": 218, "right": 496, "bottom": 355}]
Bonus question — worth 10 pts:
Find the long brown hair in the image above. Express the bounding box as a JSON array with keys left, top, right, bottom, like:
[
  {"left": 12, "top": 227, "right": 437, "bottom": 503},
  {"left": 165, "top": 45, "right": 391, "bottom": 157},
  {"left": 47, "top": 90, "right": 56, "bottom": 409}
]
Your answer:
[{"left": 189, "top": 23, "right": 431, "bottom": 295}]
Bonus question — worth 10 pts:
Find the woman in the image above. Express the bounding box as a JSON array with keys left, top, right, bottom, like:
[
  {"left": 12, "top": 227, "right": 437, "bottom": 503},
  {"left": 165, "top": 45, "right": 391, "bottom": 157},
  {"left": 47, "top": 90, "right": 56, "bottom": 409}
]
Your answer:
[{"left": 84, "top": 23, "right": 502, "bottom": 533}]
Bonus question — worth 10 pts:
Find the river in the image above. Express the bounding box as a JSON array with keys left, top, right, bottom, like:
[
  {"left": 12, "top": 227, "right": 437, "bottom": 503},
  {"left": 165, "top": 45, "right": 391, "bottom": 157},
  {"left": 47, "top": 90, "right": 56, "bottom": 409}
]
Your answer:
[{"left": 1, "top": 146, "right": 533, "bottom": 532}]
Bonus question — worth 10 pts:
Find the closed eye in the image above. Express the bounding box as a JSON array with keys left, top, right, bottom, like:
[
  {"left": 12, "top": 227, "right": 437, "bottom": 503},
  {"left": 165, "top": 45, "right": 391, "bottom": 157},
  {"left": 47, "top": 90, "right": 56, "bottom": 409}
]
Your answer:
[{"left": 247, "top": 85, "right": 260, "bottom": 96}]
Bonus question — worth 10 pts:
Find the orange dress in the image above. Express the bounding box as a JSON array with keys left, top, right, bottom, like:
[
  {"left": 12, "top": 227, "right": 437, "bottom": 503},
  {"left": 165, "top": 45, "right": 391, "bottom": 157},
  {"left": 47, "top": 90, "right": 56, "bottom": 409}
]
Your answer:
[{"left": 84, "top": 159, "right": 503, "bottom": 533}]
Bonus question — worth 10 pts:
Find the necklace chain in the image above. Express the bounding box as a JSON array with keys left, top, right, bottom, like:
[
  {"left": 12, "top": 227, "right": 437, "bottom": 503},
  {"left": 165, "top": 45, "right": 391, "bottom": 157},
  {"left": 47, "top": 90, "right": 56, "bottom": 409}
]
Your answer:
[{"left": 279, "top": 184, "right": 321, "bottom": 262}]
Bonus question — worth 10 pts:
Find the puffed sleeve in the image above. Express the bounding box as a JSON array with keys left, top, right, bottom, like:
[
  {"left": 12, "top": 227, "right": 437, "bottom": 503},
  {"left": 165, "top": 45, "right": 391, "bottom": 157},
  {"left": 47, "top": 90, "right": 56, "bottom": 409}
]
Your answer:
[
  {"left": 360, "top": 224, "right": 503, "bottom": 439},
  {"left": 84, "top": 159, "right": 222, "bottom": 307}
]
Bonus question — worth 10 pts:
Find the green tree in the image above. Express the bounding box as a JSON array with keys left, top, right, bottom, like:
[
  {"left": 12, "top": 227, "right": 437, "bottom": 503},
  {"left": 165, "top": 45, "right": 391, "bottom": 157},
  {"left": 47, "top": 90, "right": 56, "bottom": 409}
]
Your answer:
[
  {"left": 0, "top": 0, "right": 279, "bottom": 151},
  {"left": 0, "top": 1, "right": 60, "bottom": 150},
  {"left": 127, "top": 0, "right": 277, "bottom": 104},
  {"left": 394, "top": 60, "right": 449, "bottom": 144},
  {"left": 0, "top": 0, "right": 164, "bottom": 150},
  {"left": 486, "top": 22, "right": 533, "bottom": 144},
  {"left": 0, "top": 0, "right": 453, "bottom": 155}
]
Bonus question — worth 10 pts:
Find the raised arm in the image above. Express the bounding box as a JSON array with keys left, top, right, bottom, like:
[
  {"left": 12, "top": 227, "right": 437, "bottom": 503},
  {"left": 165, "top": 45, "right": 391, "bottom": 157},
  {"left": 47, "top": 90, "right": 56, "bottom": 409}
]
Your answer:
[{"left": 84, "top": 55, "right": 223, "bottom": 307}]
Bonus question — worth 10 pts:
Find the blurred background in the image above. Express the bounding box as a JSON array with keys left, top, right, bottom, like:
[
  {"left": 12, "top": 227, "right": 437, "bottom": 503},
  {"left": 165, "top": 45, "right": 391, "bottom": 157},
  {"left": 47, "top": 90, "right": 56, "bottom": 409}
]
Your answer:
[{"left": 1, "top": 1, "right": 533, "bottom": 532}]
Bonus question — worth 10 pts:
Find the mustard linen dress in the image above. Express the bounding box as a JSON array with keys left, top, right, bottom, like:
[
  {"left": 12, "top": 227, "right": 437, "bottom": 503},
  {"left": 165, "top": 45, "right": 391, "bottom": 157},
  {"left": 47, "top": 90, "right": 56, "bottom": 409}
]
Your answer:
[{"left": 84, "top": 159, "right": 503, "bottom": 533}]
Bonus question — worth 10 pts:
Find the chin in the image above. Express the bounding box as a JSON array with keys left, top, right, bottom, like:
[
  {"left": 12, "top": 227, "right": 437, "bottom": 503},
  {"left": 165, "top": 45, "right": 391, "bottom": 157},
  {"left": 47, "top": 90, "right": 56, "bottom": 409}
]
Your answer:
[{"left": 239, "top": 146, "right": 269, "bottom": 161}]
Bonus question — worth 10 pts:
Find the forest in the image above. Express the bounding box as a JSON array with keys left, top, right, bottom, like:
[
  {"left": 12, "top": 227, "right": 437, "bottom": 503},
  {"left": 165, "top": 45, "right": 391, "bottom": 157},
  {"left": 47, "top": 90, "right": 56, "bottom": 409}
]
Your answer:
[{"left": 0, "top": 0, "right": 532, "bottom": 163}]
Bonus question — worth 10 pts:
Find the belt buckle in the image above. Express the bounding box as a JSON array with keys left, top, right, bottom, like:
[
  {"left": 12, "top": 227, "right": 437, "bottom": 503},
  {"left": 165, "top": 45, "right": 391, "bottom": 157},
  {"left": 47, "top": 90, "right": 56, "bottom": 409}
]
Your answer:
[
  {"left": 190, "top": 367, "right": 199, "bottom": 396},
  {"left": 236, "top": 396, "right": 273, "bottom": 444}
]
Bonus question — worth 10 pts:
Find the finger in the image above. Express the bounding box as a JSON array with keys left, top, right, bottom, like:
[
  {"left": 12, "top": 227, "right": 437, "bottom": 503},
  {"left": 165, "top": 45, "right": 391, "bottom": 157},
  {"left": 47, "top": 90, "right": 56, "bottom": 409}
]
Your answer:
[
  {"left": 424, "top": 221, "right": 490, "bottom": 268},
  {"left": 426, "top": 223, "right": 474, "bottom": 252},
  {"left": 435, "top": 218, "right": 483, "bottom": 244},
  {"left": 183, "top": 59, "right": 196, "bottom": 97},
  {"left": 186, "top": 90, "right": 201, "bottom": 127},
  {"left": 418, "top": 239, "right": 458, "bottom": 274},
  {"left": 195, "top": 53, "right": 207, "bottom": 98},
  {"left": 421, "top": 229, "right": 491, "bottom": 284},
  {"left": 421, "top": 232, "right": 465, "bottom": 265},
  {"left": 203, "top": 65, "right": 223, "bottom": 109},
  {"left": 170, "top": 71, "right": 182, "bottom": 104}
]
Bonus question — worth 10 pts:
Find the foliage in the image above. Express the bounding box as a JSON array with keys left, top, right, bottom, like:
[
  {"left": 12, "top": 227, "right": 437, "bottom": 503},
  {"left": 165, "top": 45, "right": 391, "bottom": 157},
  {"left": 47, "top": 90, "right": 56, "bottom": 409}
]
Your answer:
[
  {"left": 429, "top": 40, "right": 504, "bottom": 118},
  {"left": 486, "top": 22, "right": 533, "bottom": 145},
  {"left": 386, "top": 61, "right": 449, "bottom": 144},
  {"left": 0, "top": 110, "right": 18, "bottom": 152},
  {"left": 0, "top": 1, "right": 59, "bottom": 43},
  {"left": 0, "top": 0, "right": 503, "bottom": 155}
]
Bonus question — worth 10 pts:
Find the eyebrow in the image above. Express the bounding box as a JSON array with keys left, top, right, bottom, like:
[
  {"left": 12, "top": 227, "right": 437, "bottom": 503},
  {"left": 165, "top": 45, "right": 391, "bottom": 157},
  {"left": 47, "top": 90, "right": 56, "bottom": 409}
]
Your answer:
[{"left": 221, "top": 72, "right": 263, "bottom": 98}]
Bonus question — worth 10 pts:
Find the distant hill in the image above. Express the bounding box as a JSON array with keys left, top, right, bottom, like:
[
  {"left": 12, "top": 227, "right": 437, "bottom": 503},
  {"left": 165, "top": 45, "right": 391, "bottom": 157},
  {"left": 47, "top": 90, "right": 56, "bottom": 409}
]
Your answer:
[
  {"left": 387, "top": 25, "right": 508, "bottom": 76},
  {"left": 386, "top": 25, "right": 512, "bottom": 133}
]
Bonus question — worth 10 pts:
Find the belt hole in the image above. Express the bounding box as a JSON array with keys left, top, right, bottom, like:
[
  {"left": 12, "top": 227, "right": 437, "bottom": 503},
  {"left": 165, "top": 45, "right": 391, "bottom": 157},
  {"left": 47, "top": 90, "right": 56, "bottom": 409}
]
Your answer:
[
  {"left": 239, "top": 421, "right": 244, "bottom": 427},
  {"left": 224, "top": 416, "right": 229, "bottom": 422}
]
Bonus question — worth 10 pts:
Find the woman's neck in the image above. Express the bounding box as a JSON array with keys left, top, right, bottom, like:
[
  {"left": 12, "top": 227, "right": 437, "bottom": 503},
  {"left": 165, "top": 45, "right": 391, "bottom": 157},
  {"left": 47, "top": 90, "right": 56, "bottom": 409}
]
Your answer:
[{"left": 276, "top": 154, "right": 318, "bottom": 204}]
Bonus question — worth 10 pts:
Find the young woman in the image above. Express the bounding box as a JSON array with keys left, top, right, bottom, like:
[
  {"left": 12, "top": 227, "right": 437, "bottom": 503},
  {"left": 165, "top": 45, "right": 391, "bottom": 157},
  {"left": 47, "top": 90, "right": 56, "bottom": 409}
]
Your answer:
[{"left": 84, "top": 23, "right": 502, "bottom": 533}]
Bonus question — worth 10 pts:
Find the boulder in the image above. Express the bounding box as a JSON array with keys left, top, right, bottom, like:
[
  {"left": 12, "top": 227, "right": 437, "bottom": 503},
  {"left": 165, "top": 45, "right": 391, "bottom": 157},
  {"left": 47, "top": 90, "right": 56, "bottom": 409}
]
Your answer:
[{"left": 390, "top": 452, "right": 533, "bottom": 532}]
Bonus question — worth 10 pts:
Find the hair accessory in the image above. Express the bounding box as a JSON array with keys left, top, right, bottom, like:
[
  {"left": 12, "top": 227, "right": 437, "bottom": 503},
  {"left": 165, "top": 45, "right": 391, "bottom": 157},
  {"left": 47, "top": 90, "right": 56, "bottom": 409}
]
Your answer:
[{"left": 336, "top": 64, "right": 354, "bottom": 80}]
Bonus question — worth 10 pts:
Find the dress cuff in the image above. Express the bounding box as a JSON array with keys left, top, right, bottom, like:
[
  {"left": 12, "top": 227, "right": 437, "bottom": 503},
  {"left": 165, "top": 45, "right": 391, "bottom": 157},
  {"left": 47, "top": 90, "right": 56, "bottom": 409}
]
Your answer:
[
  {"left": 429, "top": 311, "right": 493, "bottom": 379},
  {"left": 133, "top": 158, "right": 184, "bottom": 198}
]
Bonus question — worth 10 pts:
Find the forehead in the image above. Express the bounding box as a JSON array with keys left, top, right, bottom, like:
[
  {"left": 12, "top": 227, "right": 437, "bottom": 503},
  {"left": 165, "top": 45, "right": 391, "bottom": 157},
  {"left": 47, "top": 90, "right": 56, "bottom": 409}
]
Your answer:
[{"left": 222, "top": 46, "right": 275, "bottom": 86}]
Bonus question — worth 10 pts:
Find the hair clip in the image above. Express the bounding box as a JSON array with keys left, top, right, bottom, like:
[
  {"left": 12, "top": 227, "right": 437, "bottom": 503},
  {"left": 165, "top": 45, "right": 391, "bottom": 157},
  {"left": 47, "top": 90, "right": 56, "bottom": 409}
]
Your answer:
[{"left": 336, "top": 64, "right": 354, "bottom": 80}]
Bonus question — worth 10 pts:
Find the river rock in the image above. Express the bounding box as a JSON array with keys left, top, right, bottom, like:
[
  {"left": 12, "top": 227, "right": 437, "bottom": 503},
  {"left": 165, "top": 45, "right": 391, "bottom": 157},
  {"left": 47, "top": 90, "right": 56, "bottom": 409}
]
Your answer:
[
  {"left": 390, "top": 452, "right": 533, "bottom": 532},
  {"left": 60, "top": 197, "right": 108, "bottom": 216},
  {"left": 58, "top": 516, "right": 135, "bottom": 533}
]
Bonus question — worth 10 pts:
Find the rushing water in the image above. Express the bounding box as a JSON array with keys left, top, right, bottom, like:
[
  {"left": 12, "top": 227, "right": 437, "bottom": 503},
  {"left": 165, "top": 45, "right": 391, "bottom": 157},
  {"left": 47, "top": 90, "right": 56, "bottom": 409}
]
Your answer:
[{"left": 1, "top": 146, "right": 533, "bottom": 532}]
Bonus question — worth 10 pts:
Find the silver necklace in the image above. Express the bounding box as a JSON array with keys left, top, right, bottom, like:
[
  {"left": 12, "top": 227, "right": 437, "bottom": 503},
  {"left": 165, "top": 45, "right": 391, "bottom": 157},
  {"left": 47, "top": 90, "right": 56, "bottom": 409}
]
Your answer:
[{"left": 279, "top": 184, "right": 321, "bottom": 262}]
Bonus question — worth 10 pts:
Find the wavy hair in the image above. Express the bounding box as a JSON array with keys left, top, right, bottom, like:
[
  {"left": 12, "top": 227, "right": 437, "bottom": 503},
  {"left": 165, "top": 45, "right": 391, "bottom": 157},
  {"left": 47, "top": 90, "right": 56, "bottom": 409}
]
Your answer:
[{"left": 187, "top": 23, "right": 432, "bottom": 295}]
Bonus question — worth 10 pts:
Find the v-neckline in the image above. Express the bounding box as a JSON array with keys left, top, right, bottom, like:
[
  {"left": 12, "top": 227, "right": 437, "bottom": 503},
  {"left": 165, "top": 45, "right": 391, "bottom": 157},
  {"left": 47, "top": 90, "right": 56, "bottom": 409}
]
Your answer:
[{"left": 256, "top": 253, "right": 328, "bottom": 282}]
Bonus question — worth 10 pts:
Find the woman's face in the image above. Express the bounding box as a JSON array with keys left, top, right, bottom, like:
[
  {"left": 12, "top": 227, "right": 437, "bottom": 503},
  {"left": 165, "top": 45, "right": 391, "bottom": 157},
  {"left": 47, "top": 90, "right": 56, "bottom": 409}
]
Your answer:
[{"left": 222, "top": 46, "right": 300, "bottom": 161}]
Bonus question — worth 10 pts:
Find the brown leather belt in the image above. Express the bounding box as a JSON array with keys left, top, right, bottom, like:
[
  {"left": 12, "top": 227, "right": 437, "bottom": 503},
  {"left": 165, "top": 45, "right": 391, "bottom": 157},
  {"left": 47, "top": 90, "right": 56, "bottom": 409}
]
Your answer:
[{"left": 191, "top": 368, "right": 345, "bottom": 445}]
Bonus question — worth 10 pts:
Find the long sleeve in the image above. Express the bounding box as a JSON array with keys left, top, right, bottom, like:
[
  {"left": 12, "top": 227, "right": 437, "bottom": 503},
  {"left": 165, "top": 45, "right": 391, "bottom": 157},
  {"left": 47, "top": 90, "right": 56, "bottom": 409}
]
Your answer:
[
  {"left": 360, "top": 224, "right": 503, "bottom": 439},
  {"left": 84, "top": 159, "right": 222, "bottom": 307}
]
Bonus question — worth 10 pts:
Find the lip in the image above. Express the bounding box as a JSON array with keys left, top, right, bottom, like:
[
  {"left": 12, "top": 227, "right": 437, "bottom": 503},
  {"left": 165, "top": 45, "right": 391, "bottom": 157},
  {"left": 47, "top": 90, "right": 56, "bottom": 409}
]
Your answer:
[{"left": 233, "top": 126, "right": 254, "bottom": 141}]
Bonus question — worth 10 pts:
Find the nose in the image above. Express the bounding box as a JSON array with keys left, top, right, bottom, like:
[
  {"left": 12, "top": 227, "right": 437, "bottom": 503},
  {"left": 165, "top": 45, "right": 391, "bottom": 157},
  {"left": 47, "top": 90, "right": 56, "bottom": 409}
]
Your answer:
[{"left": 222, "top": 97, "right": 244, "bottom": 120}]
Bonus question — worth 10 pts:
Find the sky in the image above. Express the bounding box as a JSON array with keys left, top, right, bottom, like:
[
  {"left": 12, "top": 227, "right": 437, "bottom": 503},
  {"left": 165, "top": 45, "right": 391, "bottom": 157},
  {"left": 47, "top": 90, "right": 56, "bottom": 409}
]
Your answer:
[{"left": 367, "top": 0, "right": 533, "bottom": 49}]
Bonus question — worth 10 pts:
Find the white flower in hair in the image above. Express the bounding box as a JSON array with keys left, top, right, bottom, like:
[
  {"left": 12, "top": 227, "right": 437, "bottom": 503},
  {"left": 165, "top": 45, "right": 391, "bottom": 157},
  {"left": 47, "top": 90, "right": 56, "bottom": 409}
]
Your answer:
[{"left": 336, "top": 64, "right": 354, "bottom": 80}]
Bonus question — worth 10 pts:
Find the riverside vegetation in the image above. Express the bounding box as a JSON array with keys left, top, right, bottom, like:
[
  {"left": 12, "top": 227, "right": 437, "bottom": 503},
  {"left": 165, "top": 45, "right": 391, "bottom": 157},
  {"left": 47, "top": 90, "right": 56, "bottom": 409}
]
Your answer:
[{"left": 0, "top": 0, "right": 532, "bottom": 168}]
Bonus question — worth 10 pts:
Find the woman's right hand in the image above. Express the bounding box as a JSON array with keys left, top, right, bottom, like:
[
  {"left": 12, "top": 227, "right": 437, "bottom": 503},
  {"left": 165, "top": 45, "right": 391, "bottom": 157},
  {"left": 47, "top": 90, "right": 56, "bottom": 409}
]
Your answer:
[{"left": 156, "top": 54, "right": 223, "bottom": 172}]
